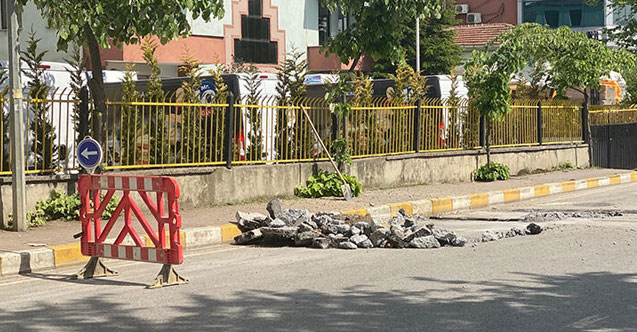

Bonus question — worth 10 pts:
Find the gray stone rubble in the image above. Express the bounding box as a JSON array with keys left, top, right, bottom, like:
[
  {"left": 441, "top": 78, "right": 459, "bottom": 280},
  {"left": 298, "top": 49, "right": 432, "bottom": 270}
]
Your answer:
[{"left": 233, "top": 200, "right": 547, "bottom": 249}]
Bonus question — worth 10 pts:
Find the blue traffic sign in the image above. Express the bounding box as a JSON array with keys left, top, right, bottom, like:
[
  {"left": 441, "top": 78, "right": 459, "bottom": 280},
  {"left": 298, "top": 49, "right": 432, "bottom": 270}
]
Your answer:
[{"left": 77, "top": 137, "right": 103, "bottom": 170}]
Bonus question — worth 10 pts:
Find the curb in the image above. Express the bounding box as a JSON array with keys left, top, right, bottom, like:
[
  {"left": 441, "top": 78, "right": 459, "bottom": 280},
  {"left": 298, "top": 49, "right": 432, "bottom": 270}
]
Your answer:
[{"left": 1, "top": 171, "right": 636, "bottom": 278}]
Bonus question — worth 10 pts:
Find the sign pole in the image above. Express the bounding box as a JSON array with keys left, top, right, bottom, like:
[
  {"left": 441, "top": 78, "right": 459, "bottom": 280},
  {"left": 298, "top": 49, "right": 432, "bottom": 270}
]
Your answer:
[
  {"left": 8, "top": 0, "right": 27, "bottom": 232},
  {"left": 416, "top": 17, "right": 420, "bottom": 73}
]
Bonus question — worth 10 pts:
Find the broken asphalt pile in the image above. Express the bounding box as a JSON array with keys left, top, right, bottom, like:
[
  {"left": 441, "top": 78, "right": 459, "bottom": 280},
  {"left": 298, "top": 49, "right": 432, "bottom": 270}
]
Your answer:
[{"left": 233, "top": 199, "right": 544, "bottom": 249}]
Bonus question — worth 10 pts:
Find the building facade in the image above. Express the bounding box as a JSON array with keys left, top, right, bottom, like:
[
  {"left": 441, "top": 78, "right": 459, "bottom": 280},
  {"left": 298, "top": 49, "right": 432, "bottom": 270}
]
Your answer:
[
  {"left": 0, "top": 1, "right": 76, "bottom": 63},
  {"left": 101, "top": 0, "right": 365, "bottom": 77},
  {"left": 455, "top": 0, "right": 629, "bottom": 34}
]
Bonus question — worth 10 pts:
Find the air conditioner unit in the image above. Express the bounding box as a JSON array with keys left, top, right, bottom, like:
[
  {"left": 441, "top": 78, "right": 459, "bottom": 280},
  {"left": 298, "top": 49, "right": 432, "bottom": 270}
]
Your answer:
[
  {"left": 466, "top": 13, "right": 482, "bottom": 24},
  {"left": 455, "top": 4, "right": 469, "bottom": 14}
]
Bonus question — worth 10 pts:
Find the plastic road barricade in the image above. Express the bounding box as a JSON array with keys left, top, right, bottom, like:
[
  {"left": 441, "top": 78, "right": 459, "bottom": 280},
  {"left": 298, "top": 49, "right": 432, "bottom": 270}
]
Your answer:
[{"left": 76, "top": 174, "right": 187, "bottom": 288}]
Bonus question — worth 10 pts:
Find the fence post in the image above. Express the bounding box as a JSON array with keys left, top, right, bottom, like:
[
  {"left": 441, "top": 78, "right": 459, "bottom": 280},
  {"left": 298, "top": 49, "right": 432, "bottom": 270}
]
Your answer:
[
  {"left": 224, "top": 92, "right": 235, "bottom": 169},
  {"left": 582, "top": 102, "right": 589, "bottom": 143},
  {"left": 537, "top": 100, "right": 543, "bottom": 145},
  {"left": 413, "top": 99, "right": 422, "bottom": 152},
  {"left": 479, "top": 115, "right": 486, "bottom": 148}
]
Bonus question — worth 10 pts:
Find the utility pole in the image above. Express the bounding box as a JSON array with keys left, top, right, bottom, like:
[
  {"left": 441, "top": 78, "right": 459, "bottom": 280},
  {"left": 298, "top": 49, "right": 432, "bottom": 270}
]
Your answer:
[
  {"left": 416, "top": 17, "right": 420, "bottom": 72},
  {"left": 8, "top": 0, "right": 27, "bottom": 232}
]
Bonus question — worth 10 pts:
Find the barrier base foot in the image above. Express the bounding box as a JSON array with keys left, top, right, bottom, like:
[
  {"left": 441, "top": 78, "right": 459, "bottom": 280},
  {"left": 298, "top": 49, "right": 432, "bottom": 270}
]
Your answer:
[
  {"left": 147, "top": 264, "right": 188, "bottom": 289},
  {"left": 74, "top": 257, "right": 118, "bottom": 280}
]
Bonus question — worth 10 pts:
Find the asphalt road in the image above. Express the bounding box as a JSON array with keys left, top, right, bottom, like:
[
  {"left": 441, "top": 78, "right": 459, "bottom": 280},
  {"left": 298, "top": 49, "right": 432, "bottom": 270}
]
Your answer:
[{"left": 1, "top": 183, "right": 637, "bottom": 331}]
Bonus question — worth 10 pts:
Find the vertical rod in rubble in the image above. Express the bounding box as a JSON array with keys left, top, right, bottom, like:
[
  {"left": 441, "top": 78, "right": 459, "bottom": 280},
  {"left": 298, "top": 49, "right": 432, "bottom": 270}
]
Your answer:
[
  {"left": 224, "top": 92, "right": 235, "bottom": 169},
  {"left": 537, "top": 100, "right": 543, "bottom": 145},
  {"left": 8, "top": 0, "right": 27, "bottom": 232}
]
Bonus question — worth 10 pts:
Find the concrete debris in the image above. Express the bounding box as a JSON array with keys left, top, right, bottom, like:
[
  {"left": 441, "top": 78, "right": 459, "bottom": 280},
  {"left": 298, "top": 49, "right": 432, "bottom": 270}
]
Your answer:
[
  {"left": 269, "top": 219, "right": 287, "bottom": 228},
  {"left": 409, "top": 235, "right": 441, "bottom": 249},
  {"left": 526, "top": 223, "right": 543, "bottom": 235},
  {"left": 483, "top": 223, "right": 545, "bottom": 242},
  {"left": 233, "top": 203, "right": 549, "bottom": 249},
  {"left": 481, "top": 230, "right": 501, "bottom": 242},
  {"left": 234, "top": 229, "right": 263, "bottom": 245},
  {"left": 521, "top": 210, "right": 622, "bottom": 223},
  {"left": 350, "top": 234, "right": 370, "bottom": 247},
  {"left": 266, "top": 198, "right": 282, "bottom": 219},
  {"left": 234, "top": 212, "right": 270, "bottom": 231},
  {"left": 339, "top": 241, "right": 358, "bottom": 250}
]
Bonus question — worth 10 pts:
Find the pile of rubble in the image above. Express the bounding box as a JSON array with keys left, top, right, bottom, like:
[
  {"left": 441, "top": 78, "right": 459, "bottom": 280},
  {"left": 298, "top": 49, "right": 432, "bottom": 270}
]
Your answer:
[
  {"left": 480, "top": 223, "right": 543, "bottom": 242},
  {"left": 521, "top": 210, "right": 623, "bottom": 223},
  {"left": 233, "top": 199, "right": 471, "bottom": 249}
]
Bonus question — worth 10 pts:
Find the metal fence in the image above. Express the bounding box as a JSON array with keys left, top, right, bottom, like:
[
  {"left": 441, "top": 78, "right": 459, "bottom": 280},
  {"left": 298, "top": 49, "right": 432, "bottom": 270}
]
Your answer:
[
  {"left": 0, "top": 87, "right": 79, "bottom": 175},
  {"left": 0, "top": 90, "right": 586, "bottom": 175},
  {"left": 589, "top": 104, "right": 637, "bottom": 125}
]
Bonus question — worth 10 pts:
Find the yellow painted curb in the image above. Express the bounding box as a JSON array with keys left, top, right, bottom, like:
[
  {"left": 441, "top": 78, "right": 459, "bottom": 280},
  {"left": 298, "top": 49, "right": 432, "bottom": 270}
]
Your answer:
[
  {"left": 221, "top": 224, "right": 242, "bottom": 243},
  {"left": 341, "top": 209, "right": 369, "bottom": 216},
  {"left": 503, "top": 189, "right": 521, "bottom": 202},
  {"left": 387, "top": 202, "right": 413, "bottom": 217},
  {"left": 534, "top": 185, "right": 550, "bottom": 197},
  {"left": 609, "top": 175, "right": 621, "bottom": 185},
  {"left": 49, "top": 243, "right": 87, "bottom": 267},
  {"left": 586, "top": 178, "right": 599, "bottom": 188},
  {"left": 631, "top": 172, "right": 637, "bottom": 181},
  {"left": 561, "top": 181, "right": 576, "bottom": 192},
  {"left": 431, "top": 197, "right": 453, "bottom": 214},
  {"left": 470, "top": 193, "right": 489, "bottom": 208}
]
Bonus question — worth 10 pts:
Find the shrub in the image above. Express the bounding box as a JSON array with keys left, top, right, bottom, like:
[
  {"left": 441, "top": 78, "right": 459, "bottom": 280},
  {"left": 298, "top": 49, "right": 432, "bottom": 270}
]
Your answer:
[
  {"left": 8, "top": 191, "right": 118, "bottom": 228},
  {"left": 555, "top": 161, "right": 575, "bottom": 171},
  {"left": 475, "top": 162, "right": 511, "bottom": 182},
  {"left": 296, "top": 170, "right": 362, "bottom": 198}
]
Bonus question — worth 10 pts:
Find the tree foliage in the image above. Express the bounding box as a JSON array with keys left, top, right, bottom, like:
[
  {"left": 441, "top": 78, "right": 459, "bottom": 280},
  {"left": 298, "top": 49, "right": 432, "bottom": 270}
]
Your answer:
[
  {"left": 21, "top": 0, "right": 225, "bottom": 50},
  {"left": 372, "top": 0, "right": 461, "bottom": 76},
  {"left": 21, "top": 0, "right": 226, "bottom": 145},
  {"left": 605, "top": 0, "right": 637, "bottom": 51},
  {"left": 320, "top": 0, "right": 445, "bottom": 70}
]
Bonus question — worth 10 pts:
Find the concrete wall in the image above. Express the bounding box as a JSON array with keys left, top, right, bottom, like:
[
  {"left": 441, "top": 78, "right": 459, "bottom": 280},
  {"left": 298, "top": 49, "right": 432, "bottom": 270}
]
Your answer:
[{"left": 0, "top": 144, "right": 589, "bottom": 225}]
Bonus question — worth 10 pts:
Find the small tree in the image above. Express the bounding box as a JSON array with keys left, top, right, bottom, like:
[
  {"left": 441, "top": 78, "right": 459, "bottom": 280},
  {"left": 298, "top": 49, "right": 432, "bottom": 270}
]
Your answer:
[
  {"left": 141, "top": 37, "right": 169, "bottom": 164},
  {"left": 209, "top": 63, "right": 230, "bottom": 161},
  {"left": 120, "top": 64, "right": 140, "bottom": 165},
  {"left": 466, "top": 23, "right": 635, "bottom": 166},
  {"left": 244, "top": 65, "right": 264, "bottom": 160},
  {"left": 179, "top": 55, "right": 204, "bottom": 163},
  {"left": 21, "top": 29, "right": 60, "bottom": 170},
  {"left": 275, "top": 49, "right": 308, "bottom": 160},
  {"left": 325, "top": 72, "right": 353, "bottom": 169},
  {"left": 64, "top": 46, "right": 88, "bottom": 144}
]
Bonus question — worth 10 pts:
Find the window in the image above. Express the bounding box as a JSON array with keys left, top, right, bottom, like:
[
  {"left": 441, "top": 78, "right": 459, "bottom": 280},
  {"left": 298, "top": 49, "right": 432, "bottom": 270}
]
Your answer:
[
  {"left": 522, "top": 0, "right": 604, "bottom": 28},
  {"left": 234, "top": 0, "right": 278, "bottom": 63},
  {"left": 318, "top": 4, "right": 331, "bottom": 45},
  {"left": 1, "top": 0, "right": 7, "bottom": 30}
]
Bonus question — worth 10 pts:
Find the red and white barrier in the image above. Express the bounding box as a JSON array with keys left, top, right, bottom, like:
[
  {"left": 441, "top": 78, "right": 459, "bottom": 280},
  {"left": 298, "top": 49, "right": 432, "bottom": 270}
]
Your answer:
[{"left": 78, "top": 174, "right": 183, "bottom": 265}]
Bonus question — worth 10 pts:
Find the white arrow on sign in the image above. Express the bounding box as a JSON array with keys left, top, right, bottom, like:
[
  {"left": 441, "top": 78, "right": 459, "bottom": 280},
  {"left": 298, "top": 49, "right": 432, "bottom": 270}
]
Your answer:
[{"left": 81, "top": 148, "right": 99, "bottom": 159}]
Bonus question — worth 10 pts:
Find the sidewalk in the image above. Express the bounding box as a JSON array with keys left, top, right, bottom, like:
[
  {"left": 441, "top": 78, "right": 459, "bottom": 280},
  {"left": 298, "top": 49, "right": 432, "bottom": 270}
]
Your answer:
[{"left": 0, "top": 167, "right": 624, "bottom": 253}]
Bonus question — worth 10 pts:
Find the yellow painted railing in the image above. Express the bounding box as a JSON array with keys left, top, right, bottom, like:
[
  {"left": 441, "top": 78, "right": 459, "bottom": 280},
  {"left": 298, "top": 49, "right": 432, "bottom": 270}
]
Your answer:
[
  {"left": 0, "top": 90, "right": 586, "bottom": 175},
  {"left": 590, "top": 104, "right": 637, "bottom": 125}
]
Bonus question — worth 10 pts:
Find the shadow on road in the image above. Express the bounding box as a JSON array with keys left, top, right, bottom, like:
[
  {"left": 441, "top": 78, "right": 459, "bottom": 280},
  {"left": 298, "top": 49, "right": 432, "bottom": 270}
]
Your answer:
[{"left": 1, "top": 271, "right": 636, "bottom": 331}]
